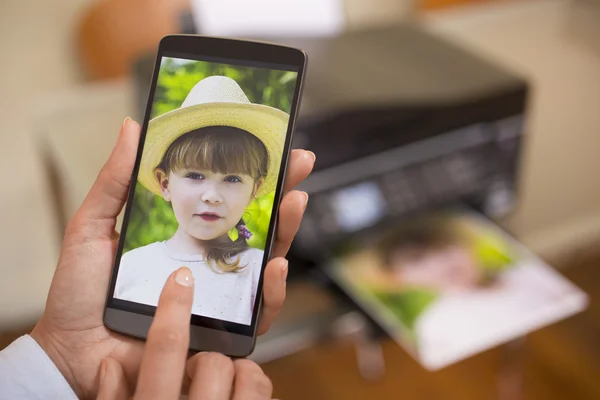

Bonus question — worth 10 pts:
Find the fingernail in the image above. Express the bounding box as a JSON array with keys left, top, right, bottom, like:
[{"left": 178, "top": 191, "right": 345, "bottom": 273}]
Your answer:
[
  {"left": 175, "top": 267, "right": 194, "bottom": 287},
  {"left": 306, "top": 150, "right": 316, "bottom": 164},
  {"left": 302, "top": 192, "right": 309, "bottom": 209},
  {"left": 281, "top": 260, "right": 289, "bottom": 282},
  {"left": 122, "top": 116, "right": 131, "bottom": 129},
  {"left": 100, "top": 358, "right": 107, "bottom": 382}
]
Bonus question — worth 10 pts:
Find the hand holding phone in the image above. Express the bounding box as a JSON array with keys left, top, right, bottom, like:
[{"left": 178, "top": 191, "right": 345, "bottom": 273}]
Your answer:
[{"left": 29, "top": 54, "right": 311, "bottom": 396}]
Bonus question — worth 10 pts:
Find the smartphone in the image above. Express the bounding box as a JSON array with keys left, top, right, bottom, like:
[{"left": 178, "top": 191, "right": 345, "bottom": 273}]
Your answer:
[{"left": 104, "top": 35, "right": 307, "bottom": 357}]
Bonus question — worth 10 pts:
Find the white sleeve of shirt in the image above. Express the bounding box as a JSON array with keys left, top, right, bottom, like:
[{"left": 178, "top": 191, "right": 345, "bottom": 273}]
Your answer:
[{"left": 0, "top": 335, "right": 77, "bottom": 400}]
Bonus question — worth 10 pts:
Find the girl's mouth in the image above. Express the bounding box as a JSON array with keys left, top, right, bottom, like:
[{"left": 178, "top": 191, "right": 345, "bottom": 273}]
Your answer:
[{"left": 196, "top": 212, "right": 222, "bottom": 222}]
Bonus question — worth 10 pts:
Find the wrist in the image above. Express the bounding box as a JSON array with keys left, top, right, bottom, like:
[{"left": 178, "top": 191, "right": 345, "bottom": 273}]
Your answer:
[{"left": 30, "top": 322, "right": 85, "bottom": 398}]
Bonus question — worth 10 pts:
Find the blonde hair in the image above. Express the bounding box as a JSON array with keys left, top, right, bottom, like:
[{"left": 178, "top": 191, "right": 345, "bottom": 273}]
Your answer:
[{"left": 156, "top": 126, "right": 268, "bottom": 272}]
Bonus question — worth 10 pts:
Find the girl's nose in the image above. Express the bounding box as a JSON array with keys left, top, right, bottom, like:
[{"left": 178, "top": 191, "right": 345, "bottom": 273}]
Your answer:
[{"left": 200, "top": 182, "right": 223, "bottom": 204}]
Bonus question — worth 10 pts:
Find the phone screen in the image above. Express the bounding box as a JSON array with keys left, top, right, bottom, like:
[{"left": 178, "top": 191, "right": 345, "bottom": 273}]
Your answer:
[{"left": 110, "top": 53, "right": 300, "bottom": 331}]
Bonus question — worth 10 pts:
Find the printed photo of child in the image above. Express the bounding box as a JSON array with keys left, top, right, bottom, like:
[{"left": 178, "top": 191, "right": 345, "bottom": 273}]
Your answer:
[
  {"left": 328, "top": 212, "right": 588, "bottom": 370},
  {"left": 114, "top": 58, "right": 298, "bottom": 325}
]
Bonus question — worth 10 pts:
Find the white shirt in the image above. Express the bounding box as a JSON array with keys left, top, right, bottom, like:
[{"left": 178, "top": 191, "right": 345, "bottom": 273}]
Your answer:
[
  {"left": 115, "top": 242, "right": 264, "bottom": 325},
  {"left": 0, "top": 335, "right": 77, "bottom": 399}
]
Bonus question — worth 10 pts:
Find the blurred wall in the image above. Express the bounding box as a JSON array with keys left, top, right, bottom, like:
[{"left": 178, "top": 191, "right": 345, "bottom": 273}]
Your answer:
[
  {"left": 424, "top": 0, "right": 600, "bottom": 261},
  {"left": 0, "top": 0, "right": 88, "bottom": 327}
]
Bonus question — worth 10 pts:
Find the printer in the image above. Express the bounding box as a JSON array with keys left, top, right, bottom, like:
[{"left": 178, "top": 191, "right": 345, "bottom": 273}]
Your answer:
[{"left": 281, "top": 24, "right": 528, "bottom": 268}]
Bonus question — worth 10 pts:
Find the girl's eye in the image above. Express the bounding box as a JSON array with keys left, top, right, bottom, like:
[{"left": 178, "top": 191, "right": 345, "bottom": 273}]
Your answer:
[
  {"left": 185, "top": 172, "right": 204, "bottom": 180},
  {"left": 225, "top": 175, "right": 242, "bottom": 183}
]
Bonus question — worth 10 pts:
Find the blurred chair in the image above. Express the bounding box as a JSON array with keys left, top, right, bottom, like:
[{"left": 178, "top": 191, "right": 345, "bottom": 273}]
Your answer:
[{"left": 32, "top": 80, "right": 133, "bottom": 234}]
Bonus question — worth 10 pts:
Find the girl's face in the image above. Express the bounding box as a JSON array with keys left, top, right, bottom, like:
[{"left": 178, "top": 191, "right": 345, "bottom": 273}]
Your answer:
[
  {"left": 390, "top": 244, "right": 481, "bottom": 293},
  {"left": 157, "top": 168, "right": 261, "bottom": 241}
]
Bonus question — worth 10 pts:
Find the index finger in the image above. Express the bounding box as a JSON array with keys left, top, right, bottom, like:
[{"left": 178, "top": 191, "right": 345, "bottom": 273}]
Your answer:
[
  {"left": 134, "top": 267, "right": 195, "bottom": 400},
  {"left": 283, "top": 149, "right": 315, "bottom": 194}
]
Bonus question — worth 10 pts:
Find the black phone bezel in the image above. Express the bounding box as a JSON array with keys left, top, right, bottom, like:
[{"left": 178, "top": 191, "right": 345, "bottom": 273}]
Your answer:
[{"left": 104, "top": 34, "right": 307, "bottom": 357}]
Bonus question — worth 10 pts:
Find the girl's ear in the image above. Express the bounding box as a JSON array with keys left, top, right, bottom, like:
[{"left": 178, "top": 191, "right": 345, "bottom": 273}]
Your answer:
[{"left": 155, "top": 168, "right": 171, "bottom": 201}]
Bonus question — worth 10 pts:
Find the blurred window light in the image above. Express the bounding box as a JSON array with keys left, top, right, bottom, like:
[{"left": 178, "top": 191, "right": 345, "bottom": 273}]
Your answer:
[{"left": 191, "top": 0, "right": 345, "bottom": 37}]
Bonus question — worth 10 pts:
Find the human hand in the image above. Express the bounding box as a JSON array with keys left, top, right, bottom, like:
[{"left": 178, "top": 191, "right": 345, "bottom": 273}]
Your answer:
[
  {"left": 31, "top": 118, "right": 314, "bottom": 398},
  {"left": 98, "top": 267, "right": 274, "bottom": 400}
]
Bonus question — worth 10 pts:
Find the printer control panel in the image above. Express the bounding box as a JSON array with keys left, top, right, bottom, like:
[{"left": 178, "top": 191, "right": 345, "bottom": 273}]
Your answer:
[{"left": 295, "top": 114, "right": 523, "bottom": 251}]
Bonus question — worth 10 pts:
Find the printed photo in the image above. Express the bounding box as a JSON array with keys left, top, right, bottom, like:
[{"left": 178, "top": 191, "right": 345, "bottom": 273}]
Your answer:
[
  {"left": 328, "top": 211, "right": 588, "bottom": 370},
  {"left": 114, "top": 57, "right": 298, "bottom": 325}
]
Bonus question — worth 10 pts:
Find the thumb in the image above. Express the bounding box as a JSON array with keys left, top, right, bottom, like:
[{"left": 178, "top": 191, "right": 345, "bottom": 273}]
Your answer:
[
  {"left": 68, "top": 118, "right": 140, "bottom": 240},
  {"left": 98, "top": 357, "right": 130, "bottom": 400}
]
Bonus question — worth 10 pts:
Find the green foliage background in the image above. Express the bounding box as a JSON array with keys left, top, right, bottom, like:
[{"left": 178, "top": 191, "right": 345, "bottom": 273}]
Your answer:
[
  {"left": 123, "top": 58, "right": 297, "bottom": 253},
  {"left": 373, "top": 288, "right": 438, "bottom": 344}
]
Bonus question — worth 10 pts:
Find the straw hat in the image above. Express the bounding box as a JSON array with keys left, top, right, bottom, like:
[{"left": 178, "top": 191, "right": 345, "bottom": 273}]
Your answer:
[{"left": 138, "top": 75, "right": 289, "bottom": 198}]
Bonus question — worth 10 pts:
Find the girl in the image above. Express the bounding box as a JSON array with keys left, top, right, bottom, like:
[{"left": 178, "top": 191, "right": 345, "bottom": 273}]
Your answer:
[{"left": 114, "top": 75, "right": 288, "bottom": 325}]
